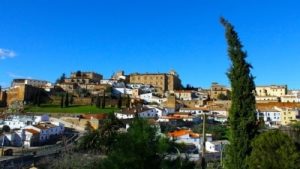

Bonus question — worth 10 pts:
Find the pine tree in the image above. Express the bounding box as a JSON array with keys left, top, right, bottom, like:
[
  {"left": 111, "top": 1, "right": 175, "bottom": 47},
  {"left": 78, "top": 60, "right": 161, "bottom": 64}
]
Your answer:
[
  {"left": 221, "top": 17, "right": 257, "bottom": 169},
  {"left": 61, "top": 95, "right": 64, "bottom": 108},
  {"left": 70, "top": 95, "right": 74, "bottom": 105},
  {"left": 102, "top": 91, "right": 106, "bottom": 109},
  {"left": 117, "top": 96, "right": 122, "bottom": 109},
  {"left": 56, "top": 73, "right": 66, "bottom": 84},
  {"left": 65, "top": 93, "right": 69, "bottom": 107},
  {"left": 90, "top": 96, "right": 94, "bottom": 106},
  {"left": 37, "top": 89, "right": 41, "bottom": 107},
  {"left": 96, "top": 95, "right": 101, "bottom": 108}
]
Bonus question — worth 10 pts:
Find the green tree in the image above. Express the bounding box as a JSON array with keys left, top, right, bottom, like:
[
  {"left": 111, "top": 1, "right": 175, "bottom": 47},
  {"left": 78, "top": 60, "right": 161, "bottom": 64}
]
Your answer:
[
  {"left": 78, "top": 113, "right": 123, "bottom": 154},
  {"left": 70, "top": 95, "right": 74, "bottom": 105},
  {"left": 77, "top": 116, "right": 195, "bottom": 169},
  {"left": 56, "top": 73, "right": 66, "bottom": 84},
  {"left": 217, "top": 93, "right": 229, "bottom": 100},
  {"left": 221, "top": 17, "right": 258, "bottom": 169},
  {"left": 76, "top": 70, "right": 82, "bottom": 77},
  {"left": 60, "top": 95, "right": 64, "bottom": 108},
  {"left": 37, "top": 89, "right": 41, "bottom": 107},
  {"left": 247, "top": 130, "right": 300, "bottom": 169},
  {"left": 117, "top": 96, "right": 122, "bottom": 109},
  {"left": 96, "top": 95, "right": 101, "bottom": 108},
  {"left": 2, "top": 125, "right": 10, "bottom": 133},
  {"left": 101, "top": 92, "right": 106, "bottom": 109},
  {"left": 99, "top": 118, "right": 170, "bottom": 169},
  {"left": 65, "top": 93, "right": 69, "bottom": 107}
]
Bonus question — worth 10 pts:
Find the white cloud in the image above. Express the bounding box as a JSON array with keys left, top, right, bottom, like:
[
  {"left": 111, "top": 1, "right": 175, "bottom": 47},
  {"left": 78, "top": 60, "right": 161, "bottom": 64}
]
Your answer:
[
  {"left": 7, "top": 72, "right": 32, "bottom": 79},
  {"left": 0, "top": 48, "right": 16, "bottom": 59}
]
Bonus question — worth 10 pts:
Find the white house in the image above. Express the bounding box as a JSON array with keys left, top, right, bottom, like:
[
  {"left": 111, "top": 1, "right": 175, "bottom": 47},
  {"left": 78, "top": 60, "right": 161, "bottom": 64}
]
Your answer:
[
  {"left": 139, "top": 93, "right": 167, "bottom": 104},
  {"left": 115, "top": 112, "right": 135, "bottom": 119},
  {"left": 179, "top": 107, "right": 209, "bottom": 115},
  {"left": 144, "top": 105, "right": 169, "bottom": 116},
  {"left": 213, "top": 115, "right": 228, "bottom": 123},
  {"left": 257, "top": 108, "right": 281, "bottom": 127},
  {"left": 174, "top": 90, "right": 195, "bottom": 101},
  {"left": 22, "top": 129, "right": 40, "bottom": 147},
  {"left": 168, "top": 129, "right": 212, "bottom": 151},
  {"left": 138, "top": 108, "right": 160, "bottom": 118},
  {"left": 1, "top": 115, "right": 50, "bottom": 130},
  {"left": 115, "top": 107, "right": 160, "bottom": 119},
  {"left": 206, "top": 140, "right": 229, "bottom": 153},
  {"left": 25, "top": 122, "right": 64, "bottom": 143},
  {"left": 113, "top": 87, "right": 133, "bottom": 95},
  {"left": 34, "top": 115, "right": 50, "bottom": 123},
  {"left": 100, "top": 79, "right": 117, "bottom": 85},
  {"left": 3, "top": 115, "right": 35, "bottom": 129}
]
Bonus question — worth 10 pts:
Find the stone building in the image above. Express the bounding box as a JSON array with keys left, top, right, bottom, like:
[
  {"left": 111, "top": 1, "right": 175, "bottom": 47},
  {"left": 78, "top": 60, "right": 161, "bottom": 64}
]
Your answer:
[
  {"left": 129, "top": 70, "right": 182, "bottom": 93},
  {"left": 64, "top": 71, "right": 103, "bottom": 84},
  {"left": 59, "top": 71, "right": 108, "bottom": 95},
  {"left": 208, "top": 82, "right": 230, "bottom": 100},
  {"left": 6, "top": 85, "right": 43, "bottom": 105},
  {"left": 274, "top": 106, "right": 300, "bottom": 125},
  {"left": 256, "top": 85, "right": 287, "bottom": 97},
  {"left": 11, "top": 79, "right": 53, "bottom": 92}
]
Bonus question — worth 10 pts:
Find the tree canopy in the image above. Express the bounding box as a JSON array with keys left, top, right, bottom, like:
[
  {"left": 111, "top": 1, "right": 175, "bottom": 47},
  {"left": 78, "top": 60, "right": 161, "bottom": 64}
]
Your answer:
[{"left": 247, "top": 130, "right": 300, "bottom": 169}]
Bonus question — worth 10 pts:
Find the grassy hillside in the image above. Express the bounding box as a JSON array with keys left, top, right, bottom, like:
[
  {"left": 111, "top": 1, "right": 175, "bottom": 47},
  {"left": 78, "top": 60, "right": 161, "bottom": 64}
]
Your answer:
[{"left": 24, "top": 104, "right": 118, "bottom": 114}]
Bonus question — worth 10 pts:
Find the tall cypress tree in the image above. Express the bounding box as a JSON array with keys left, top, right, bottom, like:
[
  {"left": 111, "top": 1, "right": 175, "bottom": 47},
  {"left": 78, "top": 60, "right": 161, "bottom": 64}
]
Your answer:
[
  {"left": 96, "top": 95, "right": 101, "bottom": 108},
  {"left": 221, "top": 17, "right": 257, "bottom": 169},
  {"left": 60, "top": 95, "right": 64, "bottom": 108},
  {"left": 70, "top": 95, "right": 74, "bottom": 105},
  {"left": 37, "top": 89, "right": 41, "bottom": 107},
  {"left": 102, "top": 91, "right": 106, "bottom": 109},
  {"left": 117, "top": 96, "right": 122, "bottom": 109},
  {"left": 65, "top": 93, "right": 69, "bottom": 107}
]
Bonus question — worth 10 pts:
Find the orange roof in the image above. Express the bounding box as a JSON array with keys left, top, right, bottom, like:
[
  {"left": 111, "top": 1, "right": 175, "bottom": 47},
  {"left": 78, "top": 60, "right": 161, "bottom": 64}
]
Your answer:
[
  {"left": 189, "top": 133, "right": 200, "bottom": 138},
  {"left": 25, "top": 129, "right": 40, "bottom": 135},
  {"left": 168, "top": 129, "right": 191, "bottom": 137},
  {"left": 168, "top": 129, "right": 200, "bottom": 138},
  {"left": 257, "top": 102, "right": 300, "bottom": 109}
]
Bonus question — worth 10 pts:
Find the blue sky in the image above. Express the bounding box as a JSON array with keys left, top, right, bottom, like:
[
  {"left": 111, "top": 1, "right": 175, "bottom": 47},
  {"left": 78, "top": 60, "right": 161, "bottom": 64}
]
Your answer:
[{"left": 0, "top": 0, "right": 299, "bottom": 89}]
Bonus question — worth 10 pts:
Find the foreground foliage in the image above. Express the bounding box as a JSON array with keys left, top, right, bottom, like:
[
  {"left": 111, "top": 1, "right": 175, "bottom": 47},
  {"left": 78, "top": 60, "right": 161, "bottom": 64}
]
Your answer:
[{"left": 247, "top": 130, "right": 300, "bottom": 169}]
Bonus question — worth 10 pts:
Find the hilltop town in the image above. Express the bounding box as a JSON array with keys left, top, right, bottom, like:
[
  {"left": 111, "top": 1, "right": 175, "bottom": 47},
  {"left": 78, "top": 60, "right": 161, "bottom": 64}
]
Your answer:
[{"left": 0, "top": 70, "right": 299, "bottom": 168}]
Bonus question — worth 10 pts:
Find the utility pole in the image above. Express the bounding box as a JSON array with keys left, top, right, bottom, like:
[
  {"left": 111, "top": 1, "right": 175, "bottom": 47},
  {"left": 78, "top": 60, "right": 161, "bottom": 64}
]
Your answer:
[
  {"left": 1, "top": 135, "right": 5, "bottom": 156},
  {"left": 200, "top": 111, "right": 206, "bottom": 169},
  {"left": 220, "top": 142, "right": 224, "bottom": 168}
]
